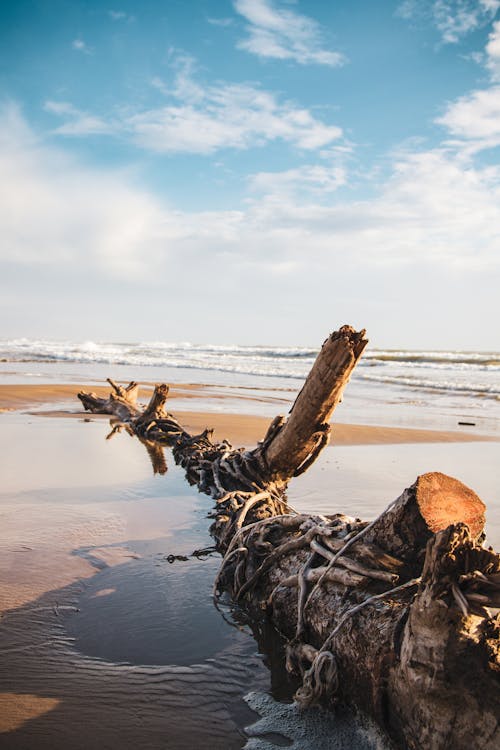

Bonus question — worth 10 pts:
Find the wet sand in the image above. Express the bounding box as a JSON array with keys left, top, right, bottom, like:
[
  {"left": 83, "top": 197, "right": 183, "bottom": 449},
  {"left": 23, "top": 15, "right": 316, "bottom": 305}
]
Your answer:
[
  {"left": 0, "top": 381, "right": 499, "bottom": 748},
  {"left": 1, "top": 382, "right": 495, "bottom": 446},
  {"left": 0, "top": 414, "right": 275, "bottom": 749},
  {"left": 1, "top": 381, "right": 497, "bottom": 614}
]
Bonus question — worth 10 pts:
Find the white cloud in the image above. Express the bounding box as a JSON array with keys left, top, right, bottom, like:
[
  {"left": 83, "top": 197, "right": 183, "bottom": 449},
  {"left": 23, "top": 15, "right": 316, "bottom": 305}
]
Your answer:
[
  {"left": 486, "top": 18, "right": 500, "bottom": 77},
  {"left": 241, "top": 148, "right": 500, "bottom": 274},
  {"left": 436, "top": 22, "right": 500, "bottom": 150},
  {"left": 0, "top": 103, "right": 179, "bottom": 279},
  {"left": 482, "top": 0, "right": 500, "bottom": 12},
  {"left": 207, "top": 17, "right": 234, "bottom": 28},
  {"left": 249, "top": 164, "right": 347, "bottom": 197},
  {"left": 461, "top": 49, "right": 485, "bottom": 63},
  {"left": 44, "top": 101, "right": 111, "bottom": 136},
  {"left": 433, "top": 0, "right": 498, "bottom": 42},
  {"left": 397, "top": 0, "right": 499, "bottom": 43},
  {"left": 166, "top": 53, "right": 209, "bottom": 103},
  {"left": 365, "top": 149, "right": 500, "bottom": 268},
  {"left": 437, "top": 86, "right": 500, "bottom": 146},
  {"left": 233, "top": 0, "right": 345, "bottom": 66},
  {"left": 2, "top": 103, "right": 499, "bottom": 292},
  {"left": 2, "top": 101, "right": 500, "bottom": 346},
  {"left": 44, "top": 61, "right": 343, "bottom": 154},
  {"left": 127, "top": 84, "right": 342, "bottom": 153},
  {"left": 108, "top": 10, "right": 135, "bottom": 22},
  {"left": 72, "top": 38, "right": 92, "bottom": 54}
]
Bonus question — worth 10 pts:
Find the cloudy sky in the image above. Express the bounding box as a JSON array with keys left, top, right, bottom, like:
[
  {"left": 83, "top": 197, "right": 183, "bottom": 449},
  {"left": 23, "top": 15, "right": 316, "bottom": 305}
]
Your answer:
[{"left": 1, "top": 0, "right": 499, "bottom": 349}]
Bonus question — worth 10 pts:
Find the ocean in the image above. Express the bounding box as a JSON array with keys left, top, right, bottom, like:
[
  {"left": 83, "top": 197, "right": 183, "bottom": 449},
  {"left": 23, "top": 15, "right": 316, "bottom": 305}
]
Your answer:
[{"left": 1, "top": 338, "right": 499, "bottom": 434}]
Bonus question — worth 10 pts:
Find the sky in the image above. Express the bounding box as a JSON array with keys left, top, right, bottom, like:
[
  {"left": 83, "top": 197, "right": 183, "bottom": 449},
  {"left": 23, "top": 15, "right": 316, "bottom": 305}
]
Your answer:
[{"left": 1, "top": 0, "right": 499, "bottom": 349}]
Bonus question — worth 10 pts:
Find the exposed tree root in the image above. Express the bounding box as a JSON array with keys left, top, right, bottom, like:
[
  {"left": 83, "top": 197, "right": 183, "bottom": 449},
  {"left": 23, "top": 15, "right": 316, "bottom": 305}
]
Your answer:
[{"left": 76, "top": 325, "right": 500, "bottom": 750}]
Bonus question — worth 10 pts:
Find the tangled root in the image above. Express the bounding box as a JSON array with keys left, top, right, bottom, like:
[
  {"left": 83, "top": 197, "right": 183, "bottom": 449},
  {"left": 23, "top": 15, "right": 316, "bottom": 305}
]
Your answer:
[{"left": 295, "top": 651, "right": 339, "bottom": 707}]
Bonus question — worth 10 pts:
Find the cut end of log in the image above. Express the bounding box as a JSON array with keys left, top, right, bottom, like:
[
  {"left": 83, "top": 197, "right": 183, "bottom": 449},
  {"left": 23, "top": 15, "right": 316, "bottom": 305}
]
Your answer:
[
  {"left": 415, "top": 472, "right": 486, "bottom": 539},
  {"left": 365, "top": 471, "right": 487, "bottom": 567}
]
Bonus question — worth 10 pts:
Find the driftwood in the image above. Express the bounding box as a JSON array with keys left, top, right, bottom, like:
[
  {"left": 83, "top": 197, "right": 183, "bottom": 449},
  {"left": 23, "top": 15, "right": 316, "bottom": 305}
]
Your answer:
[
  {"left": 78, "top": 378, "right": 141, "bottom": 420},
  {"left": 77, "top": 325, "right": 500, "bottom": 750}
]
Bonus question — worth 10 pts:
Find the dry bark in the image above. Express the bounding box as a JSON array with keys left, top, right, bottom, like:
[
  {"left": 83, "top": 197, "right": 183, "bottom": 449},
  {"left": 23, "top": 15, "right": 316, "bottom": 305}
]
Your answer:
[
  {"left": 78, "top": 378, "right": 141, "bottom": 420},
  {"left": 263, "top": 326, "right": 367, "bottom": 482},
  {"left": 76, "top": 325, "right": 500, "bottom": 750}
]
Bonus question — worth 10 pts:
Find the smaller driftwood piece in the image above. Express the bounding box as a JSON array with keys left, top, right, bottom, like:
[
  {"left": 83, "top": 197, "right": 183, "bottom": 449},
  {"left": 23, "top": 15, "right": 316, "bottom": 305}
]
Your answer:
[{"left": 77, "top": 326, "right": 500, "bottom": 750}]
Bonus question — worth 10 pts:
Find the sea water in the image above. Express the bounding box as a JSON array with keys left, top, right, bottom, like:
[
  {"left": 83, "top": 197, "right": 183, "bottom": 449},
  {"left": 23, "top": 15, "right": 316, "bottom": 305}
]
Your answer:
[{"left": 1, "top": 337, "right": 499, "bottom": 434}]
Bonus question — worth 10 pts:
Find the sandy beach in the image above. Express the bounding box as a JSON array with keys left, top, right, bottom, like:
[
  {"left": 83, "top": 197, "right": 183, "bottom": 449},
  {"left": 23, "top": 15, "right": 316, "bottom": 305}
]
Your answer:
[
  {"left": 4, "top": 0, "right": 500, "bottom": 744},
  {"left": 1, "top": 381, "right": 496, "bottom": 445},
  {"left": 1, "top": 379, "right": 499, "bottom": 749}
]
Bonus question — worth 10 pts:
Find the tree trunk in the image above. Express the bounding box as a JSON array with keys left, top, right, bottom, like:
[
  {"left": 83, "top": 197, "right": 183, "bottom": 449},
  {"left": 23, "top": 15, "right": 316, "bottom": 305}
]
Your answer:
[
  {"left": 229, "top": 472, "right": 498, "bottom": 750},
  {"left": 263, "top": 325, "right": 367, "bottom": 482},
  {"left": 387, "top": 524, "right": 500, "bottom": 749},
  {"left": 76, "top": 326, "right": 500, "bottom": 750}
]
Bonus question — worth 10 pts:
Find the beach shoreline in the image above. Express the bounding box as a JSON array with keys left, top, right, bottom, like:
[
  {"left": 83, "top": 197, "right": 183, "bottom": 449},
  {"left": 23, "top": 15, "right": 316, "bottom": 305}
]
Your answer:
[
  {"left": 1, "top": 377, "right": 498, "bottom": 615},
  {"left": 1, "top": 378, "right": 499, "bottom": 747},
  {"left": 1, "top": 381, "right": 497, "bottom": 446}
]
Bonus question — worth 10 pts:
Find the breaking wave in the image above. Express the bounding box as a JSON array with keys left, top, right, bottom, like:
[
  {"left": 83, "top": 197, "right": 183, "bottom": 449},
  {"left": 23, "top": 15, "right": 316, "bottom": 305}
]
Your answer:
[{"left": 1, "top": 338, "right": 499, "bottom": 399}]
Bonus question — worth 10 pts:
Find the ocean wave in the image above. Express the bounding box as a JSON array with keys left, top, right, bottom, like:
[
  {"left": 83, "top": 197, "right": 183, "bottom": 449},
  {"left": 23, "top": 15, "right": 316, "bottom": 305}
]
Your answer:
[
  {"left": 357, "top": 372, "right": 500, "bottom": 399},
  {"left": 1, "top": 338, "right": 499, "bottom": 399},
  {"left": 363, "top": 350, "right": 500, "bottom": 368},
  {"left": 0, "top": 338, "right": 317, "bottom": 363},
  {"left": 2, "top": 339, "right": 498, "bottom": 366},
  {"left": 0, "top": 339, "right": 311, "bottom": 379}
]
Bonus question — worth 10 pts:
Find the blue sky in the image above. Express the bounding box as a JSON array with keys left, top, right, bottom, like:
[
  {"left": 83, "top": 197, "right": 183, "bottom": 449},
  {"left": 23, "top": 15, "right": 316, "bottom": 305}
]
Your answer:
[{"left": 1, "top": 0, "right": 499, "bottom": 348}]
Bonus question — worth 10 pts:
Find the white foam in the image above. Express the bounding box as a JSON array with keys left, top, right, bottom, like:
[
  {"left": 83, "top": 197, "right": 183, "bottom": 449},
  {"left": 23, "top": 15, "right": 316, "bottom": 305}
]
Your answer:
[
  {"left": 243, "top": 691, "right": 391, "bottom": 750},
  {"left": 0, "top": 338, "right": 499, "bottom": 400}
]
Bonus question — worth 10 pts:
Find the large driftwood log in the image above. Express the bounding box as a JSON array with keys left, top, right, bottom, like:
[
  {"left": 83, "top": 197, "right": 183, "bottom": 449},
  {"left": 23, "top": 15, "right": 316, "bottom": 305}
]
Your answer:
[{"left": 77, "top": 325, "right": 500, "bottom": 749}]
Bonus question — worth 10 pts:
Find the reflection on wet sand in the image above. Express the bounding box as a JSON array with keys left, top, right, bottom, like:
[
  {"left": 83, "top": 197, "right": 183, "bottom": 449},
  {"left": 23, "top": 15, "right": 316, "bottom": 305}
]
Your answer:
[
  {"left": 0, "top": 416, "right": 278, "bottom": 749},
  {"left": 0, "top": 413, "right": 397, "bottom": 750},
  {"left": 106, "top": 419, "right": 169, "bottom": 476}
]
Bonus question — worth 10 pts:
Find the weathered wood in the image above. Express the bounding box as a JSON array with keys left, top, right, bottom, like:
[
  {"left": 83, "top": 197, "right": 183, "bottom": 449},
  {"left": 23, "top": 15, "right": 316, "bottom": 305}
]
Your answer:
[
  {"left": 134, "top": 384, "right": 169, "bottom": 428},
  {"left": 75, "top": 326, "right": 500, "bottom": 750},
  {"left": 107, "top": 378, "right": 139, "bottom": 403},
  {"left": 262, "top": 325, "right": 368, "bottom": 482},
  {"left": 387, "top": 524, "right": 500, "bottom": 750},
  {"left": 217, "top": 473, "right": 499, "bottom": 750},
  {"left": 364, "top": 472, "right": 486, "bottom": 567},
  {"left": 78, "top": 379, "right": 140, "bottom": 417}
]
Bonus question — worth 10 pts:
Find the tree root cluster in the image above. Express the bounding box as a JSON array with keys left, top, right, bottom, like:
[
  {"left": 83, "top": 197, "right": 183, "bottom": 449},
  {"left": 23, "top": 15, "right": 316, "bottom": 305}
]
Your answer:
[
  {"left": 76, "top": 325, "right": 500, "bottom": 750},
  {"left": 212, "top": 494, "right": 500, "bottom": 744},
  {"left": 215, "top": 505, "right": 416, "bottom": 702},
  {"left": 80, "top": 380, "right": 294, "bottom": 542}
]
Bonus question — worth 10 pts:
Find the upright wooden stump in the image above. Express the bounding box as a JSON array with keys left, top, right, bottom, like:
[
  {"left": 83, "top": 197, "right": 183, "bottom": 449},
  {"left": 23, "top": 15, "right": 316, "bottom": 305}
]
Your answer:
[{"left": 263, "top": 325, "right": 368, "bottom": 481}]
